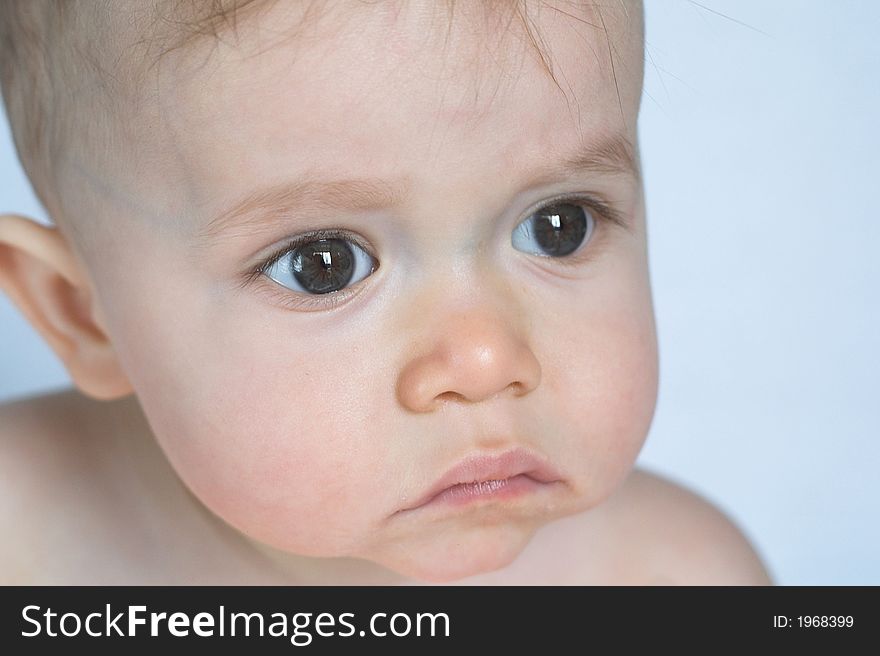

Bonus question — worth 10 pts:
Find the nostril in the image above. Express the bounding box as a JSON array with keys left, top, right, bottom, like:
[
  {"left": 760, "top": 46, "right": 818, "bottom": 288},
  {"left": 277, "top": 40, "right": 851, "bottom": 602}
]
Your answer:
[
  {"left": 435, "top": 383, "right": 524, "bottom": 405},
  {"left": 436, "top": 391, "right": 466, "bottom": 404}
]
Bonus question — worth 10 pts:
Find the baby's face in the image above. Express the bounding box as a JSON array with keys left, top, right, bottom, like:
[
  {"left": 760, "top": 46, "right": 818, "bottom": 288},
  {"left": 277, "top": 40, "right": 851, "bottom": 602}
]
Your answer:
[{"left": 73, "top": 0, "right": 655, "bottom": 581}]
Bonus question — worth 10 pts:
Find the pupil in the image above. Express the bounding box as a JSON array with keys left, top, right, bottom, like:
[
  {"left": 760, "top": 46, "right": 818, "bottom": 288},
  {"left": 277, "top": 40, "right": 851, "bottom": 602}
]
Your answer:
[
  {"left": 533, "top": 203, "right": 587, "bottom": 256},
  {"left": 291, "top": 239, "right": 355, "bottom": 294}
]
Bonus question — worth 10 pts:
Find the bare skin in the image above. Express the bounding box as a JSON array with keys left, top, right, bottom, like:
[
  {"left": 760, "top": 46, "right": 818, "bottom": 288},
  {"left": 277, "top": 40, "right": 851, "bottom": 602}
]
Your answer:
[
  {"left": 0, "top": 389, "right": 772, "bottom": 585},
  {"left": 0, "top": 1, "right": 773, "bottom": 585}
]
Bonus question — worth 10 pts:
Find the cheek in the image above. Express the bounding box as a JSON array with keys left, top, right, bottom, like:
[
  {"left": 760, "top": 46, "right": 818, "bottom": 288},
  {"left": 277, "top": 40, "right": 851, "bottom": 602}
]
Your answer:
[
  {"left": 540, "top": 265, "right": 658, "bottom": 501},
  {"left": 104, "top": 273, "right": 396, "bottom": 554}
]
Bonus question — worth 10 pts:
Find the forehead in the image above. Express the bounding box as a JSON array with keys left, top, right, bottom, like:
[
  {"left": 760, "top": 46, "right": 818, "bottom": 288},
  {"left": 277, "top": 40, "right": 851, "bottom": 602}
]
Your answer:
[{"left": 121, "top": 0, "right": 643, "bottom": 224}]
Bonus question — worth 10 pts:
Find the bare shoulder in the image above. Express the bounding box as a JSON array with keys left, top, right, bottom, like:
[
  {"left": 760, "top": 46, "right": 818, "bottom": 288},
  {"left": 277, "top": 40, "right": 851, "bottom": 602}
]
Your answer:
[
  {"left": 604, "top": 467, "right": 774, "bottom": 585},
  {"left": 0, "top": 389, "right": 92, "bottom": 503},
  {"left": 0, "top": 389, "right": 122, "bottom": 583},
  {"left": 0, "top": 390, "right": 250, "bottom": 584}
]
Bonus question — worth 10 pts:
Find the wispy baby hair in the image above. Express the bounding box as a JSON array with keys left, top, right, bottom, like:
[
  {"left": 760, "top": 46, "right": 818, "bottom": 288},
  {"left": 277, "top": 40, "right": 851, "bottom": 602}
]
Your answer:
[{"left": 0, "top": 1, "right": 624, "bottom": 239}]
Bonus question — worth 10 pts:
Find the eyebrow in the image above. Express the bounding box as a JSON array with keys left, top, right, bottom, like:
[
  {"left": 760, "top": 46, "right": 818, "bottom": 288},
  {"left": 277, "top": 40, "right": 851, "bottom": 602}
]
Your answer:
[
  {"left": 194, "top": 133, "right": 638, "bottom": 245},
  {"left": 554, "top": 133, "right": 639, "bottom": 181}
]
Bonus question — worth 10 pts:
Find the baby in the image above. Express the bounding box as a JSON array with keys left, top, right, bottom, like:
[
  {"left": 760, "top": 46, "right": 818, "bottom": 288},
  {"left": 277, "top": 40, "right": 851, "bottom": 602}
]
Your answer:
[{"left": 0, "top": 0, "right": 771, "bottom": 585}]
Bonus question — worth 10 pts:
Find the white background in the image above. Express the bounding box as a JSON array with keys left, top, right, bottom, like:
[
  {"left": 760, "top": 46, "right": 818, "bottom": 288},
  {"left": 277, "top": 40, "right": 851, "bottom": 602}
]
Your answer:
[{"left": 1, "top": 1, "right": 878, "bottom": 584}]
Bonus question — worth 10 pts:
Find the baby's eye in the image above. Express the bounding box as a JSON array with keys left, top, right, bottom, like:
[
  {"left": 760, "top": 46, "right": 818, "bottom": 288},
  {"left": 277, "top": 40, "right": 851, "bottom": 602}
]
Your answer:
[
  {"left": 511, "top": 201, "right": 595, "bottom": 258},
  {"left": 263, "top": 237, "right": 377, "bottom": 295}
]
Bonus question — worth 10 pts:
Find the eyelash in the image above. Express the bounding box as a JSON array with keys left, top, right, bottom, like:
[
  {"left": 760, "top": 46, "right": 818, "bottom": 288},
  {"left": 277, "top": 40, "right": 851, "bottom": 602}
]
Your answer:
[
  {"left": 245, "top": 193, "right": 628, "bottom": 311},
  {"left": 527, "top": 193, "right": 628, "bottom": 270},
  {"left": 243, "top": 228, "right": 376, "bottom": 312}
]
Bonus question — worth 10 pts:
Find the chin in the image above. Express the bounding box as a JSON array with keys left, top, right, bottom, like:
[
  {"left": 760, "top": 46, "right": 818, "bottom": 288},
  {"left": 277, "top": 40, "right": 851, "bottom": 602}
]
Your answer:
[{"left": 374, "top": 523, "right": 537, "bottom": 584}]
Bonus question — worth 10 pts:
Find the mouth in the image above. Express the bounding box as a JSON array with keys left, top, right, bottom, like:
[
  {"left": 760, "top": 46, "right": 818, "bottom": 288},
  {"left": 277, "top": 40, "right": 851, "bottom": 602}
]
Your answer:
[{"left": 398, "top": 447, "right": 563, "bottom": 514}]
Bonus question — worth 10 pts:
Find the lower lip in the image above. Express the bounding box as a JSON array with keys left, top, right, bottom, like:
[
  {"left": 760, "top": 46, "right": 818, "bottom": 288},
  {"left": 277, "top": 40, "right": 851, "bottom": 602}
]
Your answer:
[{"left": 423, "top": 474, "right": 546, "bottom": 509}]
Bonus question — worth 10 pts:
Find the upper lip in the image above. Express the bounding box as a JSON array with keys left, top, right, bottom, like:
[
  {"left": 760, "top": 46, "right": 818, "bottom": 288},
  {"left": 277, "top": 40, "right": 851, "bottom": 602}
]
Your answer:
[{"left": 402, "top": 447, "right": 562, "bottom": 511}]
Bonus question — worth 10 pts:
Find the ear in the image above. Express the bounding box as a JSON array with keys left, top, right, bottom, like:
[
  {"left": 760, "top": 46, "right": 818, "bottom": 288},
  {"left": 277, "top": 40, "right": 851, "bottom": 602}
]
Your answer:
[{"left": 0, "top": 213, "right": 133, "bottom": 400}]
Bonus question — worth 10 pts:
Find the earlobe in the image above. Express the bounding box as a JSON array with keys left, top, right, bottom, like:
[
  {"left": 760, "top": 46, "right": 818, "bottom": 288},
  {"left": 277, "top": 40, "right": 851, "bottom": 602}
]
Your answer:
[{"left": 0, "top": 213, "right": 133, "bottom": 400}]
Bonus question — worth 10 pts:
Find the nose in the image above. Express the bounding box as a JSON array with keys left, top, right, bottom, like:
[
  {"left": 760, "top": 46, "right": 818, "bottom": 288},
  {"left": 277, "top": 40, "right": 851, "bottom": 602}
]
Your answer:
[{"left": 396, "top": 304, "right": 542, "bottom": 413}]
